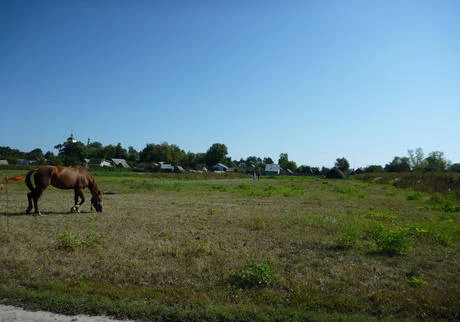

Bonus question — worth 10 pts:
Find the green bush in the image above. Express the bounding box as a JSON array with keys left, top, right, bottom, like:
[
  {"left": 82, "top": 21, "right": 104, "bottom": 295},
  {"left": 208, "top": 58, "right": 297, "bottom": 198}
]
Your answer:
[
  {"left": 229, "top": 258, "right": 281, "bottom": 289},
  {"left": 337, "top": 227, "right": 360, "bottom": 249},
  {"left": 56, "top": 231, "right": 81, "bottom": 251},
  {"left": 407, "top": 190, "right": 422, "bottom": 200},
  {"left": 369, "top": 224, "right": 411, "bottom": 255},
  {"left": 56, "top": 230, "right": 105, "bottom": 251}
]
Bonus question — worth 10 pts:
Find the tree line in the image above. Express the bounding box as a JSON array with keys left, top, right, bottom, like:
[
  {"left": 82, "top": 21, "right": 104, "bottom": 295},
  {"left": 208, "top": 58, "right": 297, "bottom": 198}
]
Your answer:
[{"left": 1, "top": 135, "right": 459, "bottom": 174}]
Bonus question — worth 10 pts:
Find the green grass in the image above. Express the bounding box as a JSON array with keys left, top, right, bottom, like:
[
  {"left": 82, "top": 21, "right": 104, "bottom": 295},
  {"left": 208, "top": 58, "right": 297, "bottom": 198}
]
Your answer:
[{"left": 0, "top": 170, "right": 459, "bottom": 321}]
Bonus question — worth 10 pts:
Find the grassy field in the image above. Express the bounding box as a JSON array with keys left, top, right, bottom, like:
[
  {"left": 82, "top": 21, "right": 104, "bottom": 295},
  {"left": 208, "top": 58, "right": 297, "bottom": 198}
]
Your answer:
[{"left": 0, "top": 170, "right": 459, "bottom": 321}]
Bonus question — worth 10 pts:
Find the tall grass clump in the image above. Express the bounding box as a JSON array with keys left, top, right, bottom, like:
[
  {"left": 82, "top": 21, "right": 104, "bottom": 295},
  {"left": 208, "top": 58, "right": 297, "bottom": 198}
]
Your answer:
[
  {"left": 368, "top": 224, "right": 411, "bottom": 255},
  {"left": 56, "top": 230, "right": 105, "bottom": 251},
  {"left": 229, "top": 257, "right": 281, "bottom": 289},
  {"left": 336, "top": 226, "right": 360, "bottom": 249}
]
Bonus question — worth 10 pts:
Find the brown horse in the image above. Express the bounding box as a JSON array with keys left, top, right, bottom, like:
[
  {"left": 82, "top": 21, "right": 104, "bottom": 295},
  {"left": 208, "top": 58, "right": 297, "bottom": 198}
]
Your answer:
[{"left": 26, "top": 165, "right": 103, "bottom": 215}]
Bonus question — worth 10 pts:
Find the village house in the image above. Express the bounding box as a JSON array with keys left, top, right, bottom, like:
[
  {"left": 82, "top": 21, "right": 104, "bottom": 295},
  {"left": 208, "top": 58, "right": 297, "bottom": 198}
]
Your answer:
[{"left": 265, "top": 164, "right": 281, "bottom": 176}]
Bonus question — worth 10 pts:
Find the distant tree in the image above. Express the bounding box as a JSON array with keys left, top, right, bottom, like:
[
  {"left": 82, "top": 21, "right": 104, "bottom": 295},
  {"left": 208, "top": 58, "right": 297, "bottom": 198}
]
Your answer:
[
  {"left": 278, "top": 153, "right": 288, "bottom": 168},
  {"left": 297, "top": 165, "right": 313, "bottom": 175},
  {"left": 277, "top": 153, "right": 297, "bottom": 171},
  {"left": 25, "top": 148, "right": 45, "bottom": 163},
  {"left": 194, "top": 153, "right": 207, "bottom": 170},
  {"left": 263, "top": 157, "right": 274, "bottom": 165},
  {"left": 205, "top": 143, "right": 228, "bottom": 168},
  {"left": 55, "top": 135, "right": 87, "bottom": 166},
  {"left": 140, "top": 144, "right": 157, "bottom": 163},
  {"left": 335, "top": 157, "right": 350, "bottom": 173},
  {"left": 139, "top": 142, "right": 185, "bottom": 165},
  {"left": 408, "top": 147, "right": 424, "bottom": 171},
  {"left": 165, "top": 144, "right": 186, "bottom": 165},
  {"left": 364, "top": 165, "right": 384, "bottom": 173},
  {"left": 245, "top": 156, "right": 263, "bottom": 170},
  {"left": 103, "top": 144, "right": 117, "bottom": 159},
  {"left": 285, "top": 160, "right": 297, "bottom": 172},
  {"left": 127, "top": 146, "right": 139, "bottom": 162},
  {"left": 384, "top": 156, "right": 411, "bottom": 172},
  {"left": 45, "top": 151, "right": 60, "bottom": 165},
  {"left": 311, "top": 167, "right": 321, "bottom": 176},
  {"left": 86, "top": 142, "right": 104, "bottom": 160},
  {"left": 448, "top": 163, "right": 460, "bottom": 173},
  {"left": 114, "top": 143, "right": 128, "bottom": 159},
  {"left": 245, "top": 156, "right": 258, "bottom": 165},
  {"left": 423, "top": 151, "right": 449, "bottom": 172},
  {"left": 326, "top": 167, "right": 345, "bottom": 179},
  {"left": 0, "top": 146, "right": 25, "bottom": 163}
]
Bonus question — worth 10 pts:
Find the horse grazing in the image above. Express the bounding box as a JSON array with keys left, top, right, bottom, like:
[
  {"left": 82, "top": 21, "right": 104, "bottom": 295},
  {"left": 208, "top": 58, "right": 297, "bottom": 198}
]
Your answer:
[{"left": 26, "top": 165, "right": 103, "bottom": 215}]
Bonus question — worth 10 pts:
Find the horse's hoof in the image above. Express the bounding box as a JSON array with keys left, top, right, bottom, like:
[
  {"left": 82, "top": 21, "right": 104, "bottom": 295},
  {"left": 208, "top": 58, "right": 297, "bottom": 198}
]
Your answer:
[{"left": 70, "top": 206, "right": 80, "bottom": 213}]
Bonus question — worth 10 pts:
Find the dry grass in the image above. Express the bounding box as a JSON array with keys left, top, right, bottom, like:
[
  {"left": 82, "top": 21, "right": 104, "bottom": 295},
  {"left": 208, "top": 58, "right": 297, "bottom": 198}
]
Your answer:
[{"left": 0, "top": 170, "right": 459, "bottom": 321}]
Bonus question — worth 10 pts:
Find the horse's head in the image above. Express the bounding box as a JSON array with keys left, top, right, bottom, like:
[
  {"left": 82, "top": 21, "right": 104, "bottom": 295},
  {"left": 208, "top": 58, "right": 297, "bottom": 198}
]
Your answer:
[
  {"left": 90, "top": 183, "right": 103, "bottom": 212},
  {"left": 91, "top": 193, "right": 103, "bottom": 212}
]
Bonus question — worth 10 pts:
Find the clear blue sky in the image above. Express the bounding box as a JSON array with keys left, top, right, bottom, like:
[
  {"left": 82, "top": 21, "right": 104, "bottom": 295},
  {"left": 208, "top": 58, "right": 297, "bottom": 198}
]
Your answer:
[{"left": 1, "top": 1, "right": 459, "bottom": 168}]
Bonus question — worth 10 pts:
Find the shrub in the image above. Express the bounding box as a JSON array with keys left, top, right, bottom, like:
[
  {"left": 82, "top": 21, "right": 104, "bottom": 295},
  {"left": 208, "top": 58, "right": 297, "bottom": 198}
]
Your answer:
[
  {"left": 326, "top": 167, "right": 345, "bottom": 179},
  {"left": 56, "top": 231, "right": 81, "bottom": 251},
  {"left": 56, "top": 230, "right": 105, "bottom": 251},
  {"left": 229, "top": 258, "right": 281, "bottom": 289},
  {"left": 407, "top": 190, "right": 422, "bottom": 200},
  {"left": 337, "top": 227, "right": 360, "bottom": 249},
  {"left": 369, "top": 224, "right": 411, "bottom": 255}
]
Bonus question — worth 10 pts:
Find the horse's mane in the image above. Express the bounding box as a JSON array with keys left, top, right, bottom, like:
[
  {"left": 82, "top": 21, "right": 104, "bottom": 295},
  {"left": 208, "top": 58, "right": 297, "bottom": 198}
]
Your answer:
[
  {"left": 86, "top": 173, "right": 101, "bottom": 196},
  {"left": 80, "top": 167, "right": 97, "bottom": 195}
]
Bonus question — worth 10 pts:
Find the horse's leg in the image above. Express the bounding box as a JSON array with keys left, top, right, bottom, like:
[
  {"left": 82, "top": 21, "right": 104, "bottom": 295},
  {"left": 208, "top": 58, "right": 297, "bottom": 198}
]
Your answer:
[
  {"left": 26, "top": 191, "right": 34, "bottom": 214},
  {"left": 72, "top": 189, "right": 85, "bottom": 213},
  {"left": 30, "top": 188, "right": 43, "bottom": 216}
]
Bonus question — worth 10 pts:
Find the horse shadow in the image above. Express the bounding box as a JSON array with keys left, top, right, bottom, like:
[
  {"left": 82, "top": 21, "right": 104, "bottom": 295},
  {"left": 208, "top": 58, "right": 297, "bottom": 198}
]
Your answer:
[{"left": 0, "top": 210, "right": 96, "bottom": 217}]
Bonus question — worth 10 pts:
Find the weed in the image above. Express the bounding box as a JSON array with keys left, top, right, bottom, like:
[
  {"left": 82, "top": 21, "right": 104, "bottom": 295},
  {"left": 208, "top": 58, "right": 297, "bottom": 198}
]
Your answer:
[
  {"left": 429, "top": 193, "right": 460, "bottom": 212},
  {"left": 229, "top": 258, "right": 281, "bottom": 289},
  {"left": 249, "top": 217, "right": 266, "bottom": 231},
  {"left": 56, "top": 230, "right": 105, "bottom": 251},
  {"left": 56, "top": 231, "right": 80, "bottom": 251},
  {"left": 407, "top": 190, "right": 423, "bottom": 200},
  {"left": 368, "top": 224, "right": 411, "bottom": 255},
  {"left": 435, "top": 232, "right": 453, "bottom": 246},
  {"left": 429, "top": 193, "right": 445, "bottom": 205},
  {"left": 407, "top": 276, "right": 428, "bottom": 286},
  {"left": 79, "top": 274, "right": 88, "bottom": 286},
  {"left": 368, "top": 209, "right": 398, "bottom": 223},
  {"left": 337, "top": 226, "right": 360, "bottom": 249},
  {"left": 160, "top": 242, "right": 183, "bottom": 258},
  {"left": 212, "top": 184, "right": 229, "bottom": 192},
  {"left": 438, "top": 212, "right": 456, "bottom": 221},
  {"left": 159, "top": 231, "right": 172, "bottom": 241}
]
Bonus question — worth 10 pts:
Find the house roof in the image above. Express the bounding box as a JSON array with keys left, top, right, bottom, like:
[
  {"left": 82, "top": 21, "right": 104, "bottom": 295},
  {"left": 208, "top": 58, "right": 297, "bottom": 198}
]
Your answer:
[
  {"left": 100, "top": 160, "right": 112, "bottom": 167},
  {"left": 159, "top": 162, "right": 174, "bottom": 170},
  {"left": 213, "top": 163, "right": 229, "bottom": 170},
  {"left": 112, "top": 158, "right": 130, "bottom": 168},
  {"left": 265, "top": 164, "right": 280, "bottom": 172}
]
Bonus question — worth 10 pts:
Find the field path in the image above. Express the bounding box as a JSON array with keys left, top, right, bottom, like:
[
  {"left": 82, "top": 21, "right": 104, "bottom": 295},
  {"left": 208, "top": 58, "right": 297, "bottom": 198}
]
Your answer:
[{"left": 0, "top": 304, "right": 133, "bottom": 322}]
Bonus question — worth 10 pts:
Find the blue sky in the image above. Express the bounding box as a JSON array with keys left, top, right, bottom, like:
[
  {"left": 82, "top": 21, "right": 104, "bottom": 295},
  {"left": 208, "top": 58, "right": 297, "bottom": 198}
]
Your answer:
[{"left": 1, "top": 1, "right": 459, "bottom": 168}]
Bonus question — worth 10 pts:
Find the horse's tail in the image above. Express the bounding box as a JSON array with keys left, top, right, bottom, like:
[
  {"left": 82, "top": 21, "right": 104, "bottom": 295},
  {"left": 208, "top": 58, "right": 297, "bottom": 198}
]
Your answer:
[{"left": 25, "top": 169, "right": 36, "bottom": 192}]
